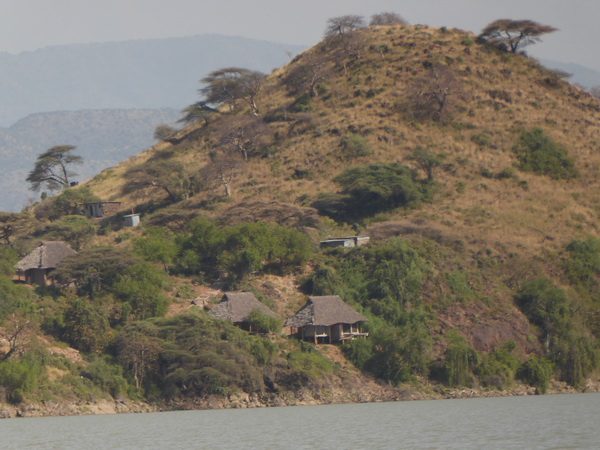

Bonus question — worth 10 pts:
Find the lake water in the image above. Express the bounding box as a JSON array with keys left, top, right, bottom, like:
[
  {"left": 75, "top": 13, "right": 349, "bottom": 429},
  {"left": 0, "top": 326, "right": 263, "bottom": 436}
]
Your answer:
[{"left": 0, "top": 393, "right": 598, "bottom": 449}]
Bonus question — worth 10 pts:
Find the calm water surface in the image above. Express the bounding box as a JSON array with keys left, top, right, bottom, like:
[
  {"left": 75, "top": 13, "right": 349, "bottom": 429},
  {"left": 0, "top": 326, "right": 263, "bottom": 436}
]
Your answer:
[{"left": 0, "top": 393, "right": 598, "bottom": 449}]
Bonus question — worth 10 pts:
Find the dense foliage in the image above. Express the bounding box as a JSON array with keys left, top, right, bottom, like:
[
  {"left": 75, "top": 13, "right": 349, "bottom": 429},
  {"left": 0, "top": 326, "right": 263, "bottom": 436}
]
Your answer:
[
  {"left": 512, "top": 128, "right": 578, "bottom": 179},
  {"left": 175, "top": 217, "right": 313, "bottom": 282},
  {"left": 313, "top": 163, "right": 434, "bottom": 220}
]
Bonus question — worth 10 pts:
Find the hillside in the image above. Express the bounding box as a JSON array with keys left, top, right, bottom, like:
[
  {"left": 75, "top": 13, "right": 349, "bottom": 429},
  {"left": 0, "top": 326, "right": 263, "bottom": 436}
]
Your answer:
[
  {"left": 0, "top": 35, "right": 305, "bottom": 127},
  {"left": 1, "top": 23, "right": 599, "bottom": 414}
]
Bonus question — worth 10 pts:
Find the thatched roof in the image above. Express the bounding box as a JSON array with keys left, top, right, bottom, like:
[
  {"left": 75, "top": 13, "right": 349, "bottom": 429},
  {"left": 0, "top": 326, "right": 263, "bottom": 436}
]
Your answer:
[
  {"left": 209, "top": 292, "right": 277, "bottom": 323},
  {"left": 15, "top": 241, "right": 77, "bottom": 271},
  {"left": 285, "top": 296, "right": 367, "bottom": 327}
]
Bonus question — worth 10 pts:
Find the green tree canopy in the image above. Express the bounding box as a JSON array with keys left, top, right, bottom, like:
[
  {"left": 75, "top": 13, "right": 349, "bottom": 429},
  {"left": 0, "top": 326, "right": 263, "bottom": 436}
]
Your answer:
[
  {"left": 478, "top": 19, "right": 558, "bottom": 53},
  {"left": 26, "top": 145, "right": 83, "bottom": 192},
  {"left": 512, "top": 128, "right": 578, "bottom": 179}
]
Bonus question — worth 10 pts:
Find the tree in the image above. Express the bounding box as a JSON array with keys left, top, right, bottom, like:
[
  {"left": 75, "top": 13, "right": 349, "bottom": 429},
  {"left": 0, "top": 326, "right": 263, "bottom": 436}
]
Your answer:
[
  {"left": 124, "top": 157, "right": 204, "bottom": 203},
  {"left": 512, "top": 128, "right": 578, "bottom": 179},
  {"left": 405, "top": 147, "right": 445, "bottom": 181},
  {"left": 153, "top": 124, "right": 178, "bottom": 142},
  {"left": 200, "top": 68, "right": 266, "bottom": 115},
  {"left": 46, "top": 215, "right": 97, "bottom": 250},
  {"left": 324, "top": 15, "right": 367, "bottom": 64},
  {"left": 408, "top": 64, "right": 466, "bottom": 121},
  {"left": 0, "top": 213, "right": 30, "bottom": 245},
  {"left": 178, "top": 101, "right": 218, "bottom": 125},
  {"left": 284, "top": 52, "right": 332, "bottom": 98},
  {"left": 201, "top": 150, "right": 242, "bottom": 197},
  {"left": 324, "top": 15, "right": 365, "bottom": 38},
  {"left": 26, "top": 145, "right": 83, "bottom": 192},
  {"left": 370, "top": 12, "right": 407, "bottom": 26},
  {"left": 116, "top": 322, "right": 163, "bottom": 389},
  {"left": 61, "top": 297, "right": 110, "bottom": 353},
  {"left": 478, "top": 19, "right": 558, "bottom": 54},
  {"left": 214, "top": 115, "right": 271, "bottom": 161}
]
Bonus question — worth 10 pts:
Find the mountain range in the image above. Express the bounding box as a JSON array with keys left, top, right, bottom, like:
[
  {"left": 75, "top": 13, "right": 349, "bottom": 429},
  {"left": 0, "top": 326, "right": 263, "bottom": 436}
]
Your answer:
[{"left": 0, "top": 35, "right": 305, "bottom": 211}]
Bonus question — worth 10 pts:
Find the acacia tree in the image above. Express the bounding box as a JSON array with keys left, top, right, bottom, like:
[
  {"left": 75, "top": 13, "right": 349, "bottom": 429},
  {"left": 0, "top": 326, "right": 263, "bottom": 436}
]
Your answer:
[
  {"left": 214, "top": 115, "right": 271, "bottom": 161},
  {"left": 284, "top": 52, "right": 332, "bottom": 97},
  {"left": 324, "top": 15, "right": 367, "bottom": 63},
  {"left": 178, "top": 101, "right": 218, "bottom": 125},
  {"left": 369, "top": 12, "right": 407, "bottom": 26},
  {"left": 201, "top": 150, "right": 242, "bottom": 197},
  {"left": 324, "top": 15, "right": 365, "bottom": 38},
  {"left": 200, "top": 68, "right": 266, "bottom": 115},
  {"left": 153, "top": 124, "right": 178, "bottom": 142},
  {"left": 26, "top": 145, "right": 83, "bottom": 192},
  {"left": 478, "top": 19, "right": 558, "bottom": 53},
  {"left": 405, "top": 147, "right": 445, "bottom": 181},
  {"left": 124, "top": 158, "right": 204, "bottom": 203},
  {"left": 408, "top": 64, "right": 466, "bottom": 121}
]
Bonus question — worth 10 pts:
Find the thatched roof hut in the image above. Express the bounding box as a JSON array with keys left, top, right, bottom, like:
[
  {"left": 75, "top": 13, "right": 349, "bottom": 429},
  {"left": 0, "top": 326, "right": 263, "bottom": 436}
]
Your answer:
[
  {"left": 285, "top": 296, "right": 368, "bottom": 344},
  {"left": 210, "top": 292, "right": 277, "bottom": 326},
  {"left": 285, "top": 296, "right": 367, "bottom": 327},
  {"left": 15, "top": 241, "right": 76, "bottom": 286}
]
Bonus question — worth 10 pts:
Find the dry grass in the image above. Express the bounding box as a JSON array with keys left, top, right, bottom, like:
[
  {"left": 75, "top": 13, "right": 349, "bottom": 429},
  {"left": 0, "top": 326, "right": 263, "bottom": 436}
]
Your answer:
[{"left": 81, "top": 24, "right": 600, "bottom": 261}]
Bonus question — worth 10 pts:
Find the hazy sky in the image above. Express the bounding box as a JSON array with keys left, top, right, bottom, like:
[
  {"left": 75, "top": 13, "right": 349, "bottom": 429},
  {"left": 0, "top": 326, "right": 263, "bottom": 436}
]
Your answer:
[{"left": 0, "top": 0, "right": 598, "bottom": 71}]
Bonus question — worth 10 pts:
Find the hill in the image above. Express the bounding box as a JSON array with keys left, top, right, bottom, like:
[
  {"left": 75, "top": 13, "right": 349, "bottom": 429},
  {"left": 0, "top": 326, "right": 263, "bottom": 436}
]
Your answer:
[
  {"left": 0, "top": 34, "right": 305, "bottom": 127},
  {"left": 1, "top": 22, "right": 599, "bottom": 414}
]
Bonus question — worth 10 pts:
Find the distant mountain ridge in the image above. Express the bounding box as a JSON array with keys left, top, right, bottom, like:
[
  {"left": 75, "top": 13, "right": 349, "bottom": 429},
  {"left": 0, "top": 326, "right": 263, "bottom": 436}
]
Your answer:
[
  {"left": 0, "top": 108, "right": 181, "bottom": 212},
  {"left": 0, "top": 34, "right": 305, "bottom": 126},
  {"left": 0, "top": 34, "right": 305, "bottom": 211}
]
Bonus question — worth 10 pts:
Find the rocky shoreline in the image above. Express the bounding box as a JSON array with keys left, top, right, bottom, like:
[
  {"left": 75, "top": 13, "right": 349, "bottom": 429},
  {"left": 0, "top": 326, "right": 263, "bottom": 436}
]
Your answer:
[{"left": 1, "top": 378, "right": 597, "bottom": 419}]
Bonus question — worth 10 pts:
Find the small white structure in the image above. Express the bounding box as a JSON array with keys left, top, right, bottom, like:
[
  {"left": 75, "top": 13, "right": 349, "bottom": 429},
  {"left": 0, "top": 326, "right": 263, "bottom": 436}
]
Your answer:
[
  {"left": 320, "top": 236, "right": 370, "bottom": 249},
  {"left": 123, "top": 214, "right": 140, "bottom": 227}
]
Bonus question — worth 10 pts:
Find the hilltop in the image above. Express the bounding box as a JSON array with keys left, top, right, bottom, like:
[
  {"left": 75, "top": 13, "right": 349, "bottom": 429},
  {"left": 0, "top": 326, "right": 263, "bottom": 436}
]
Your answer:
[{"left": 1, "top": 21, "right": 598, "bottom": 415}]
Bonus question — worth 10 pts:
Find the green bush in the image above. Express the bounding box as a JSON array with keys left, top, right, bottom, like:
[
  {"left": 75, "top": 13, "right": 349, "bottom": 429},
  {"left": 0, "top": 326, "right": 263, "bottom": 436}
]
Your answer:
[
  {"left": 340, "top": 134, "right": 371, "bottom": 159},
  {"left": 81, "top": 355, "right": 130, "bottom": 398},
  {"left": 512, "top": 128, "right": 578, "bottom": 179},
  {"left": 246, "top": 308, "right": 282, "bottom": 334},
  {"left": 477, "top": 341, "right": 520, "bottom": 390},
  {"left": 133, "top": 227, "right": 178, "bottom": 270},
  {"left": 517, "top": 356, "right": 553, "bottom": 394},
  {"left": 113, "top": 262, "right": 170, "bottom": 320},
  {"left": 444, "top": 330, "right": 480, "bottom": 387},
  {"left": 61, "top": 297, "right": 110, "bottom": 353},
  {"left": 176, "top": 218, "right": 312, "bottom": 282},
  {"left": 0, "top": 353, "right": 44, "bottom": 404},
  {"left": 314, "top": 163, "right": 434, "bottom": 220},
  {"left": 287, "top": 349, "right": 334, "bottom": 379}
]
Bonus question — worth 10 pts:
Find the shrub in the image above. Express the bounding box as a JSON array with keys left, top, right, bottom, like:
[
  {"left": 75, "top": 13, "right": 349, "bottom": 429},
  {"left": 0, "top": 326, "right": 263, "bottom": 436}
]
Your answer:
[
  {"left": 81, "top": 355, "right": 130, "bottom": 398},
  {"left": 444, "top": 330, "right": 480, "bottom": 387},
  {"left": 512, "top": 128, "right": 578, "bottom": 179},
  {"left": 0, "top": 353, "right": 44, "bottom": 403},
  {"left": 517, "top": 356, "right": 553, "bottom": 393},
  {"left": 176, "top": 218, "right": 312, "bottom": 282},
  {"left": 314, "top": 163, "right": 434, "bottom": 220},
  {"left": 471, "top": 133, "right": 491, "bottom": 147},
  {"left": 61, "top": 297, "right": 111, "bottom": 353},
  {"left": 246, "top": 308, "right": 282, "bottom": 334},
  {"left": 340, "top": 134, "right": 371, "bottom": 159},
  {"left": 477, "top": 341, "right": 520, "bottom": 390}
]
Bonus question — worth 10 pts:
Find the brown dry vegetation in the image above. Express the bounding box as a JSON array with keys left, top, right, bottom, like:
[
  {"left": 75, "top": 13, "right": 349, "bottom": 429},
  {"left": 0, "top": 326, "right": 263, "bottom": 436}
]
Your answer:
[
  {"left": 70, "top": 24, "right": 600, "bottom": 364},
  {"left": 83, "top": 24, "right": 599, "bottom": 259}
]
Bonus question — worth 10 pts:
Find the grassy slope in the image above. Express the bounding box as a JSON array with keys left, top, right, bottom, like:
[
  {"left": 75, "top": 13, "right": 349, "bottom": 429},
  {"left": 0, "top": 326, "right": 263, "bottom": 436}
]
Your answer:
[{"left": 75, "top": 25, "right": 600, "bottom": 372}]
